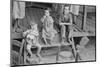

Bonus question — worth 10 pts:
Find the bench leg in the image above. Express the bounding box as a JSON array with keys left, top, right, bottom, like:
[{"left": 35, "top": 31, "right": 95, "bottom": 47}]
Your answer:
[
  {"left": 69, "top": 37, "right": 77, "bottom": 61},
  {"left": 56, "top": 46, "right": 61, "bottom": 63}
]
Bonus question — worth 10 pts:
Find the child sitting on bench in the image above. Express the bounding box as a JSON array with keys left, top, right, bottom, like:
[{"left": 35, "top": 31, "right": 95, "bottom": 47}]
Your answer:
[
  {"left": 41, "top": 9, "right": 57, "bottom": 45},
  {"left": 23, "top": 22, "right": 42, "bottom": 62},
  {"left": 60, "top": 5, "right": 73, "bottom": 44}
]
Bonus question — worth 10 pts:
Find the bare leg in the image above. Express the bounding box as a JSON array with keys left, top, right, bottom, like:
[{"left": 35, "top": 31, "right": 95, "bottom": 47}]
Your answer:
[
  {"left": 43, "top": 38, "right": 49, "bottom": 45},
  {"left": 27, "top": 45, "right": 33, "bottom": 58},
  {"left": 27, "top": 49, "right": 33, "bottom": 58},
  {"left": 37, "top": 46, "right": 42, "bottom": 62},
  {"left": 13, "top": 19, "right": 18, "bottom": 32},
  {"left": 42, "top": 30, "right": 48, "bottom": 45},
  {"left": 61, "top": 25, "right": 66, "bottom": 44},
  {"left": 50, "top": 30, "right": 57, "bottom": 45},
  {"left": 50, "top": 36, "right": 54, "bottom": 45}
]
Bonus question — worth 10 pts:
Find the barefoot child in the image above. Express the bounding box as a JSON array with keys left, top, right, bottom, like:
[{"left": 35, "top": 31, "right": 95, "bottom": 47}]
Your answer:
[
  {"left": 23, "top": 22, "right": 42, "bottom": 62},
  {"left": 41, "top": 9, "right": 57, "bottom": 45},
  {"left": 60, "top": 5, "right": 73, "bottom": 44}
]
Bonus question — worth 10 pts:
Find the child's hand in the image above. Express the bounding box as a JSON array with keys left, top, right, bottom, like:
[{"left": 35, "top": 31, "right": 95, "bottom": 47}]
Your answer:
[
  {"left": 23, "top": 32, "right": 26, "bottom": 37},
  {"left": 23, "top": 30, "right": 30, "bottom": 37}
]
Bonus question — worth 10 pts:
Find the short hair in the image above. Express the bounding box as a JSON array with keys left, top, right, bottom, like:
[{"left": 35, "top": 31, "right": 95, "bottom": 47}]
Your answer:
[
  {"left": 30, "top": 22, "right": 35, "bottom": 26},
  {"left": 64, "top": 4, "right": 71, "bottom": 10},
  {"left": 44, "top": 8, "right": 51, "bottom": 12},
  {"left": 65, "top": 6, "right": 70, "bottom": 10},
  {"left": 64, "top": 4, "right": 71, "bottom": 7}
]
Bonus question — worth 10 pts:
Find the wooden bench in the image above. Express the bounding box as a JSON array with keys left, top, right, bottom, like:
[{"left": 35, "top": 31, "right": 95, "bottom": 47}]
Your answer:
[{"left": 23, "top": 37, "right": 73, "bottom": 64}]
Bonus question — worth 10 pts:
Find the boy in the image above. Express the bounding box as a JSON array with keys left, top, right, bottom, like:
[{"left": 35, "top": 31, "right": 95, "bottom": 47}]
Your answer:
[
  {"left": 60, "top": 5, "right": 73, "bottom": 44},
  {"left": 23, "top": 22, "right": 42, "bottom": 62}
]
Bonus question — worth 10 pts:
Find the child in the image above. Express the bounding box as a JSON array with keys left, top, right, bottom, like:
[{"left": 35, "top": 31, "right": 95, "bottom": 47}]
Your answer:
[
  {"left": 41, "top": 9, "right": 57, "bottom": 45},
  {"left": 23, "top": 22, "right": 42, "bottom": 62},
  {"left": 60, "top": 5, "right": 73, "bottom": 44}
]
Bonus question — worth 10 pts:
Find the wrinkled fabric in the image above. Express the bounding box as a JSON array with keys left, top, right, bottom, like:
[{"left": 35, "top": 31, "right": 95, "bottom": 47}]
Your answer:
[
  {"left": 13, "top": 1, "right": 25, "bottom": 19},
  {"left": 41, "top": 15, "right": 57, "bottom": 40},
  {"left": 23, "top": 24, "right": 39, "bottom": 44}
]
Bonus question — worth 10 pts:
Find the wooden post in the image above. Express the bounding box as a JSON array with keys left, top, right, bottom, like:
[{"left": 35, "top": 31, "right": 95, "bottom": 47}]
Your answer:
[
  {"left": 19, "top": 39, "right": 24, "bottom": 64},
  {"left": 56, "top": 46, "right": 61, "bottom": 62},
  {"left": 23, "top": 39, "right": 27, "bottom": 64},
  {"left": 82, "top": 6, "right": 87, "bottom": 31},
  {"left": 71, "top": 37, "right": 77, "bottom": 60}
]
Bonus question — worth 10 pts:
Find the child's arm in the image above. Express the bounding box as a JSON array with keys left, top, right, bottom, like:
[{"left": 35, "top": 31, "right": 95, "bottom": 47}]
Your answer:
[
  {"left": 69, "top": 14, "right": 73, "bottom": 25},
  {"left": 23, "top": 30, "right": 30, "bottom": 37},
  {"left": 49, "top": 16, "right": 54, "bottom": 23},
  {"left": 41, "top": 16, "right": 46, "bottom": 28},
  {"left": 60, "top": 14, "right": 72, "bottom": 25},
  {"left": 41, "top": 16, "right": 46, "bottom": 23}
]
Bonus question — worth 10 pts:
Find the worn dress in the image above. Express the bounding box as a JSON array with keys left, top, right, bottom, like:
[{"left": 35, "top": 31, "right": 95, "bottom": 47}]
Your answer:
[{"left": 41, "top": 15, "right": 57, "bottom": 40}]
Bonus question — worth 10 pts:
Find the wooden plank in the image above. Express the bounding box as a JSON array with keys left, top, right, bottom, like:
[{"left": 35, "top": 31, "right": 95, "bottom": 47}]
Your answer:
[
  {"left": 12, "top": 40, "right": 22, "bottom": 47},
  {"left": 11, "top": 32, "right": 23, "bottom": 39},
  {"left": 24, "top": 40, "right": 27, "bottom": 64},
  {"left": 11, "top": 50, "right": 20, "bottom": 64},
  {"left": 82, "top": 6, "right": 87, "bottom": 30},
  {"left": 26, "top": 3, "right": 48, "bottom": 9},
  {"left": 59, "top": 23, "right": 72, "bottom": 25},
  {"left": 41, "top": 44, "right": 60, "bottom": 47},
  {"left": 19, "top": 39, "right": 25, "bottom": 64},
  {"left": 31, "top": 43, "right": 71, "bottom": 49},
  {"left": 11, "top": 50, "right": 19, "bottom": 55},
  {"left": 72, "top": 31, "right": 95, "bottom": 37},
  {"left": 72, "top": 24, "right": 95, "bottom": 37},
  {"left": 73, "top": 24, "right": 83, "bottom": 32},
  {"left": 69, "top": 37, "right": 77, "bottom": 60}
]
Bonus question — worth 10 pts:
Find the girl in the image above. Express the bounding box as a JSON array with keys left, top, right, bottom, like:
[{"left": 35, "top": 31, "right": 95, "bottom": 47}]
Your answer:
[{"left": 41, "top": 9, "right": 57, "bottom": 45}]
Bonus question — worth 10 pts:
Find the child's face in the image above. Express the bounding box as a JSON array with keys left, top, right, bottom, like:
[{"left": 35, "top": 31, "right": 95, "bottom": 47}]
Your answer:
[
  {"left": 31, "top": 25, "right": 35, "bottom": 29},
  {"left": 30, "top": 23, "right": 35, "bottom": 29},
  {"left": 45, "top": 10, "right": 50, "bottom": 16},
  {"left": 64, "top": 7, "right": 70, "bottom": 14},
  {"left": 31, "top": 24, "right": 37, "bottom": 31}
]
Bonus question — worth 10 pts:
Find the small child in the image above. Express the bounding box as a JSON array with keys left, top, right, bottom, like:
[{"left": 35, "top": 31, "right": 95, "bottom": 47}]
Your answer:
[
  {"left": 41, "top": 9, "right": 57, "bottom": 45},
  {"left": 23, "top": 22, "right": 42, "bottom": 62}
]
